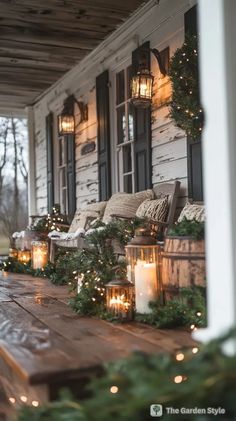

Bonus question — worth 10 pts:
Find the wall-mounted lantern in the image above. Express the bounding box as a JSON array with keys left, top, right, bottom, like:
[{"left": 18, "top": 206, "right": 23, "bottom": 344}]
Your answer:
[
  {"left": 131, "top": 47, "right": 169, "bottom": 108},
  {"left": 58, "top": 94, "right": 88, "bottom": 135}
]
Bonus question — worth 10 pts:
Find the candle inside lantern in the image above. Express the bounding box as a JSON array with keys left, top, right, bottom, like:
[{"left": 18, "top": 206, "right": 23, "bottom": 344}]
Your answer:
[
  {"left": 32, "top": 241, "right": 48, "bottom": 270},
  {"left": 18, "top": 250, "right": 31, "bottom": 264},
  {"left": 110, "top": 294, "right": 131, "bottom": 317},
  {"left": 134, "top": 260, "right": 158, "bottom": 314},
  {"left": 106, "top": 278, "right": 134, "bottom": 321}
]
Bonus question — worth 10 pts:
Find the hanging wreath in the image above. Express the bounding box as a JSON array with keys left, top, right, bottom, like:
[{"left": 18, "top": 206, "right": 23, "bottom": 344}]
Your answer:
[{"left": 169, "top": 34, "right": 204, "bottom": 139}]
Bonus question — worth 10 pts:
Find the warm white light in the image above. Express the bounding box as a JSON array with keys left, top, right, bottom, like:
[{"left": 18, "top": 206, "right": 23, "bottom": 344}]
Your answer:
[
  {"left": 32, "top": 400, "right": 39, "bottom": 407},
  {"left": 174, "top": 375, "right": 183, "bottom": 384},
  {"left": 192, "top": 347, "right": 199, "bottom": 354},
  {"left": 20, "top": 395, "right": 28, "bottom": 403},
  {"left": 9, "top": 397, "right": 16, "bottom": 404},
  {"left": 176, "top": 352, "right": 185, "bottom": 361},
  {"left": 110, "top": 385, "right": 119, "bottom": 394}
]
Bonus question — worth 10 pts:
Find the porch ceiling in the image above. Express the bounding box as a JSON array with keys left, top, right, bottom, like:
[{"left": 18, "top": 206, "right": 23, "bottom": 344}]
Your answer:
[{"left": 0, "top": 0, "right": 148, "bottom": 114}]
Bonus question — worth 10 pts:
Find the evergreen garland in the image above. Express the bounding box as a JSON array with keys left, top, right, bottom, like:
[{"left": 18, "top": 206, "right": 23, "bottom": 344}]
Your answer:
[
  {"left": 169, "top": 34, "right": 204, "bottom": 139},
  {"left": 19, "top": 328, "right": 236, "bottom": 421}
]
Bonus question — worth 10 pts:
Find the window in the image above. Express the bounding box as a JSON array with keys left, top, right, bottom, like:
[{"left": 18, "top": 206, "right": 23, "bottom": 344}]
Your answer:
[{"left": 115, "top": 66, "right": 135, "bottom": 193}]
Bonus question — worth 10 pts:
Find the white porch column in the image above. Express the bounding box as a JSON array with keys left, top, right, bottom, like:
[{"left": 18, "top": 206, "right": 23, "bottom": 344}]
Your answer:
[
  {"left": 27, "top": 106, "right": 37, "bottom": 219},
  {"left": 194, "top": 0, "right": 236, "bottom": 346}
]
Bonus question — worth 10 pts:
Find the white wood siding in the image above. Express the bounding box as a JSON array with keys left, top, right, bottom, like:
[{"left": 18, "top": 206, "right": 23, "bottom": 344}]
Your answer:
[{"left": 32, "top": 0, "right": 195, "bottom": 216}]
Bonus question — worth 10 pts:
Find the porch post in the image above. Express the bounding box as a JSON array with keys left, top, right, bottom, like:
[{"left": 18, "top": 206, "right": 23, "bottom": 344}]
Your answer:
[
  {"left": 27, "top": 106, "right": 37, "bottom": 219},
  {"left": 194, "top": 0, "right": 236, "bottom": 346}
]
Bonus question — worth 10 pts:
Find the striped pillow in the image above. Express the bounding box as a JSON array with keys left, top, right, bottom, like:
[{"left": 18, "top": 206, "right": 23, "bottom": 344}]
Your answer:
[{"left": 136, "top": 196, "right": 169, "bottom": 222}]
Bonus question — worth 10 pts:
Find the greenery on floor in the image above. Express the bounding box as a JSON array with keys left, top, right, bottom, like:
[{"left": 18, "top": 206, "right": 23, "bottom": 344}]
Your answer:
[
  {"left": 19, "top": 328, "right": 236, "bottom": 421},
  {"left": 0, "top": 217, "right": 207, "bottom": 330},
  {"left": 136, "top": 287, "right": 206, "bottom": 329},
  {"left": 168, "top": 218, "right": 205, "bottom": 240}
]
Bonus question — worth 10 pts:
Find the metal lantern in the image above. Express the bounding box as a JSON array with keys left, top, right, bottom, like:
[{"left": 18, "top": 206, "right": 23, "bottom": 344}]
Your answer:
[
  {"left": 58, "top": 113, "right": 75, "bottom": 135},
  {"left": 131, "top": 69, "right": 154, "bottom": 108},
  {"left": 125, "top": 227, "right": 160, "bottom": 314},
  {"left": 9, "top": 248, "right": 18, "bottom": 259},
  {"left": 106, "top": 278, "right": 134, "bottom": 321},
  {"left": 18, "top": 249, "right": 31, "bottom": 264},
  {"left": 32, "top": 241, "right": 48, "bottom": 270}
]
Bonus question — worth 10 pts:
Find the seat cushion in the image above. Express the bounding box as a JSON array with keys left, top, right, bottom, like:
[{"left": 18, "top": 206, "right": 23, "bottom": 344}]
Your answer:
[
  {"left": 136, "top": 196, "right": 169, "bottom": 222},
  {"left": 102, "top": 190, "right": 154, "bottom": 223},
  {"left": 178, "top": 202, "right": 205, "bottom": 222},
  {"left": 69, "top": 201, "right": 107, "bottom": 233}
]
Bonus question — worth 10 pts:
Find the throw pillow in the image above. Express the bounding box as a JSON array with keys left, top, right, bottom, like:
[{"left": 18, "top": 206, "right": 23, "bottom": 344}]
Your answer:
[
  {"left": 136, "top": 196, "right": 169, "bottom": 222},
  {"left": 178, "top": 202, "right": 205, "bottom": 222},
  {"left": 102, "top": 190, "right": 154, "bottom": 223}
]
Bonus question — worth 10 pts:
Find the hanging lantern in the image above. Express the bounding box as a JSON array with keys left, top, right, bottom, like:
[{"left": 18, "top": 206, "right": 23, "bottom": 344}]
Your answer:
[
  {"left": 58, "top": 95, "right": 88, "bottom": 136},
  {"left": 9, "top": 248, "right": 18, "bottom": 259},
  {"left": 32, "top": 241, "right": 48, "bottom": 270},
  {"left": 131, "top": 69, "right": 154, "bottom": 108},
  {"left": 131, "top": 46, "right": 168, "bottom": 108},
  {"left": 106, "top": 277, "right": 134, "bottom": 321},
  {"left": 125, "top": 226, "right": 160, "bottom": 314},
  {"left": 18, "top": 249, "right": 31, "bottom": 264},
  {"left": 58, "top": 112, "right": 75, "bottom": 136}
]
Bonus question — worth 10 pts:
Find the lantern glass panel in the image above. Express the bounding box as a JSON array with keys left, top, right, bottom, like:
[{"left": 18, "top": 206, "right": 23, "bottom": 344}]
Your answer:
[
  {"left": 126, "top": 244, "right": 158, "bottom": 284},
  {"left": 32, "top": 241, "right": 48, "bottom": 270},
  {"left": 131, "top": 70, "right": 153, "bottom": 107},
  {"left": 18, "top": 250, "right": 31, "bottom": 264},
  {"left": 58, "top": 114, "right": 75, "bottom": 135},
  {"left": 106, "top": 280, "right": 134, "bottom": 321}
]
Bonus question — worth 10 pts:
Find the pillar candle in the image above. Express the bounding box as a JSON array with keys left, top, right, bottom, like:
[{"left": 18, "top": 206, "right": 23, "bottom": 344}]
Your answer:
[{"left": 134, "top": 260, "right": 158, "bottom": 313}]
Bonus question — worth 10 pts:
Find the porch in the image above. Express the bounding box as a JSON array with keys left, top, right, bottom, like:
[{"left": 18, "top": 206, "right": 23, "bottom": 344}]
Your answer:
[
  {"left": 0, "top": 0, "right": 236, "bottom": 418},
  {"left": 0, "top": 271, "right": 195, "bottom": 417}
]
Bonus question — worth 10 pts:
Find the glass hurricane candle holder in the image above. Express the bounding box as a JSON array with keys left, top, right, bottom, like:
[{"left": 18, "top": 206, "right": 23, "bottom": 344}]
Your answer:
[
  {"left": 18, "top": 249, "right": 31, "bottom": 264},
  {"left": 106, "top": 278, "right": 134, "bottom": 321},
  {"left": 32, "top": 241, "right": 48, "bottom": 270},
  {"left": 125, "top": 226, "right": 160, "bottom": 314}
]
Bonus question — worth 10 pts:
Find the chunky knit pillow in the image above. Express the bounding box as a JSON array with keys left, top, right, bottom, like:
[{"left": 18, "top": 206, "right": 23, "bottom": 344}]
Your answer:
[
  {"left": 178, "top": 202, "right": 205, "bottom": 222},
  {"left": 69, "top": 201, "right": 107, "bottom": 232},
  {"left": 136, "top": 196, "right": 169, "bottom": 222},
  {"left": 102, "top": 190, "right": 154, "bottom": 223}
]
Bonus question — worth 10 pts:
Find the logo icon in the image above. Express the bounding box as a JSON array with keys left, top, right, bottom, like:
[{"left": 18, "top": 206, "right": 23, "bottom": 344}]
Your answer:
[{"left": 150, "top": 404, "right": 163, "bottom": 417}]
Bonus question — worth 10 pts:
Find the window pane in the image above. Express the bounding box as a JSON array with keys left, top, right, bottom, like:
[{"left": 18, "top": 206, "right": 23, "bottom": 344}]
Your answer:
[
  {"left": 61, "top": 167, "right": 66, "bottom": 188},
  {"left": 117, "top": 105, "right": 126, "bottom": 144},
  {"left": 124, "top": 174, "right": 133, "bottom": 193},
  {"left": 61, "top": 188, "right": 67, "bottom": 214},
  {"left": 128, "top": 103, "right": 134, "bottom": 141},
  {"left": 116, "top": 70, "right": 125, "bottom": 104},
  {"left": 123, "top": 144, "right": 132, "bottom": 173},
  {"left": 126, "top": 66, "right": 133, "bottom": 99},
  {"left": 59, "top": 137, "right": 66, "bottom": 166}
]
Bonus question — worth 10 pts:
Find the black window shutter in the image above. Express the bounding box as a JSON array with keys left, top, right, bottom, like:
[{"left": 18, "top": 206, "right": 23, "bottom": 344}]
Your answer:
[
  {"left": 46, "top": 112, "right": 54, "bottom": 213},
  {"left": 184, "top": 5, "right": 197, "bottom": 36},
  {"left": 185, "top": 5, "right": 204, "bottom": 201},
  {"left": 132, "top": 42, "right": 152, "bottom": 192},
  {"left": 66, "top": 133, "right": 76, "bottom": 218},
  {"left": 96, "top": 70, "right": 111, "bottom": 201}
]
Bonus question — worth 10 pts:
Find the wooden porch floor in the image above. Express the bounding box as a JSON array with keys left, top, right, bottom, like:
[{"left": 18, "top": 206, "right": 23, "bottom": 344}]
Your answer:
[{"left": 0, "top": 272, "right": 196, "bottom": 417}]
